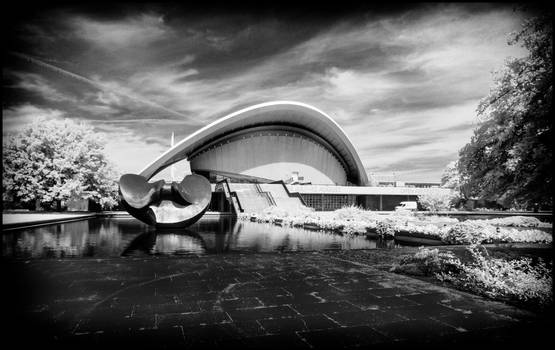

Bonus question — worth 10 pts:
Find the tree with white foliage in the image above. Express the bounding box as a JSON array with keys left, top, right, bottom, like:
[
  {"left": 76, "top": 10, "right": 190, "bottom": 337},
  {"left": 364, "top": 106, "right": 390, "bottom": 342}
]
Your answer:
[
  {"left": 441, "top": 161, "right": 461, "bottom": 190},
  {"left": 417, "top": 191, "right": 459, "bottom": 212},
  {"left": 2, "top": 117, "right": 120, "bottom": 210}
]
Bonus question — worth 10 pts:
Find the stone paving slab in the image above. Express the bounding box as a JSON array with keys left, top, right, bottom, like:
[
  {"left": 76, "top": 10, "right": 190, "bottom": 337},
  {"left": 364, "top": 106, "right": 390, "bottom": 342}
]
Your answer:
[{"left": 3, "top": 251, "right": 552, "bottom": 349}]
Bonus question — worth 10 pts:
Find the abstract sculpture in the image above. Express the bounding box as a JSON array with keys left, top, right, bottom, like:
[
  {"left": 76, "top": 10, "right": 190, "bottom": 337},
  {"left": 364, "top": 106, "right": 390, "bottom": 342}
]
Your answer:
[{"left": 119, "top": 173, "right": 212, "bottom": 227}]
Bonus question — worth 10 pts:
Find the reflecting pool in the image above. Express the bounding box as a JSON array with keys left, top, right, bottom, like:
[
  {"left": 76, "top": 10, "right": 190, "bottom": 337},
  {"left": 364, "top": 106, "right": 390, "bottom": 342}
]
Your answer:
[{"left": 2, "top": 217, "right": 404, "bottom": 259}]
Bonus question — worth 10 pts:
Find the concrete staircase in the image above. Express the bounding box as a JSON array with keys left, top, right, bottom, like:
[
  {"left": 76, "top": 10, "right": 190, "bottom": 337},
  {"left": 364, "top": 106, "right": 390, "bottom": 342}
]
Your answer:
[
  {"left": 228, "top": 183, "right": 272, "bottom": 213},
  {"left": 228, "top": 183, "right": 304, "bottom": 213},
  {"left": 259, "top": 184, "right": 304, "bottom": 211}
]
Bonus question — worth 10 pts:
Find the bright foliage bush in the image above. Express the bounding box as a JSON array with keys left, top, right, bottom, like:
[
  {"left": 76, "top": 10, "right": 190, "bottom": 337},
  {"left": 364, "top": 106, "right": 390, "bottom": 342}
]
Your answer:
[
  {"left": 472, "top": 216, "right": 550, "bottom": 228},
  {"left": 417, "top": 191, "right": 459, "bottom": 211},
  {"left": 393, "top": 246, "right": 553, "bottom": 308},
  {"left": 395, "top": 247, "right": 463, "bottom": 276},
  {"left": 439, "top": 221, "right": 552, "bottom": 244},
  {"left": 438, "top": 246, "right": 553, "bottom": 307},
  {"left": 241, "top": 206, "right": 552, "bottom": 244}
]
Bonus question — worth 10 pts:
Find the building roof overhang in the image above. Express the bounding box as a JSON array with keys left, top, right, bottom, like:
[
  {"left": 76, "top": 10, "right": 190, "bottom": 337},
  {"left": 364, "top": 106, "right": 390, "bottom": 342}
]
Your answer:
[{"left": 139, "top": 101, "right": 369, "bottom": 185}]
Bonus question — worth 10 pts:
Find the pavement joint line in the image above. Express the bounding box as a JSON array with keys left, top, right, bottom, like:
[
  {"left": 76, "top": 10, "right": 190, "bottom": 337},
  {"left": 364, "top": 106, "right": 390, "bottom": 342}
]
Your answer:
[
  {"left": 294, "top": 328, "right": 314, "bottom": 348},
  {"left": 318, "top": 252, "right": 382, "bottom": 271},
  {"left": 85, "top": 272, "right": 189, "bottom": 317},
  {"left": 322, "top": 313, "right": 342, "bottom": 327}
]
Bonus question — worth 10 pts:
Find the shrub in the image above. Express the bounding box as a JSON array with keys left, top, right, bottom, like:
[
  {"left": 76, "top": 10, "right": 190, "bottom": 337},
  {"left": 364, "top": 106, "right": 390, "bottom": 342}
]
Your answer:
[
  {"left": 417, "top": 191, "right": 458, "bottom": 211},
  {"left": 482, "top": 227, "right": 552, "bottom": 244},
  {"left": 403, "top": 222, "right": 442, "bottom": 236},
  {"left": 392, "top": 247, "right": 463, "bottom": 276},
  {"left": 242, "top": 205, "right": 552, "bottom": 245},
  {"left": 439, "top": 221, "right": 496, "bottom": 244},
  {"left": 393, "top": 246, "right": 553, "bottom": 308},
  {"left": 376, "top": 221, "right": 395, "bottom": 237},
  {"left": 342, "top": 220, "right": 368, "bottom": 235},
  {"left": 473, "top": 216, "right": 547, "bottom": 228},
  {"left": 437, "top": 245, "right": 553, "bottom": 307},
  {"left": 334, "top": 205, "right": 365, "bottom": 219},
  {"left": 438, "top": 221, "right": 552, "bottom": 244}
]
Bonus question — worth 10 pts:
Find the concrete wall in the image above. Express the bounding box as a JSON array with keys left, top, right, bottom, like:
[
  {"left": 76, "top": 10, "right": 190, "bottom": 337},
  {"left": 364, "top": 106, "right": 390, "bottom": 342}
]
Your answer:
[{"left": 190, "top": 130, "right": 347, "bottom": 185}]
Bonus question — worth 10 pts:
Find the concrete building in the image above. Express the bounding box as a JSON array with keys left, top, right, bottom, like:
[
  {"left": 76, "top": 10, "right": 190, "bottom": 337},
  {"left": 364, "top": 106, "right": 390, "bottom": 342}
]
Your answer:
[{"left": 140, "top": 101, "right": 452, "bottom": 212}]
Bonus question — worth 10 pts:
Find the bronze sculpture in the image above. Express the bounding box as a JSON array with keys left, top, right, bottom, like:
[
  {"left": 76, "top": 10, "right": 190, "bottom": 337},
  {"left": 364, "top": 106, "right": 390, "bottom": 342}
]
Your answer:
[{"left": 119, "top": 173, "right": 212, "bottom": 227}]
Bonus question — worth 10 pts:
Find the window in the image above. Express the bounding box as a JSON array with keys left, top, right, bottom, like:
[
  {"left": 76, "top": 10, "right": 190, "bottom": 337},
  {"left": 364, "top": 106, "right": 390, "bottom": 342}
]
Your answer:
[{"left": 301, "top": 194, "right": 355, "bottom": 211}]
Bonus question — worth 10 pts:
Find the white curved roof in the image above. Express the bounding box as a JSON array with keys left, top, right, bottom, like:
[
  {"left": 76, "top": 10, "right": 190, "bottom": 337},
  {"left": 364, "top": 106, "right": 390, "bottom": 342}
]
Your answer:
[{"left": 139, "top": 101, "right": 369, "bottom": 185}]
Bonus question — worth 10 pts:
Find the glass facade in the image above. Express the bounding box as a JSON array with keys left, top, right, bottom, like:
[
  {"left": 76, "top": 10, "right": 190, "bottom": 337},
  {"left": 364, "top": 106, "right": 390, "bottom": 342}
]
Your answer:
[
  {"left": 300, "top": 193, "right": 419, "bottom": 211},
  {"left": 301, "top": 194, "right": 357, "bottom": 211}
]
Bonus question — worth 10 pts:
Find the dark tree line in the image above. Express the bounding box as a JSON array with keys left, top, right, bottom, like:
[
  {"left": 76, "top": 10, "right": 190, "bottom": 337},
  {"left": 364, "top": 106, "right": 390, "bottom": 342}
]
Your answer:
[{"left": 458, "top": 12, "right": 552, "bottom": 209}]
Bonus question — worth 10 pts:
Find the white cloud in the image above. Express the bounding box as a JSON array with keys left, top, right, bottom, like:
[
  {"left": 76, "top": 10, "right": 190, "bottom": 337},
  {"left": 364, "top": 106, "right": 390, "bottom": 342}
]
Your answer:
[
  {"left": 103, "top": 130, "right": 168, "bottom": 174},
  {"left": 2, "top": 104, "right": 66, "bottom": 135},
  {"left": 169, "top": 54, "right": 196, "bottom": 67},
  {"left": 15, "top": 72, "right": 78, "bottom": 103},
  {"left": 350, "top": 101, "right": 479, "bottom": 180},
  {"left": 99, "top": 124, "right": 191, "bottom": 176},
  {"left": 73, "top": 14, "right": 168, "bottom": 47}
]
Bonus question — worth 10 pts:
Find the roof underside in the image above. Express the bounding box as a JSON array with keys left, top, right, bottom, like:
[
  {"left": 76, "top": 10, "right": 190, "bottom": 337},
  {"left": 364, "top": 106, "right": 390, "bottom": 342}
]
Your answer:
[{"left": 139, "top": 101, "right": 368, "bottom": 185}]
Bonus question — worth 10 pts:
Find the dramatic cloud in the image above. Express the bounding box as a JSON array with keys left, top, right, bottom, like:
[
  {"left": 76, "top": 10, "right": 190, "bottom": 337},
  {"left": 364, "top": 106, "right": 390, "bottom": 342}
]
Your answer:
[
  {"left": 3, "top": 4, "right": 530, "bottom": 181},
  {"left": 2, "top": 104, "right": 66, "bottom": 134},
  {"left": 73, "top": 14, "right": 167, "bottom": 47}
]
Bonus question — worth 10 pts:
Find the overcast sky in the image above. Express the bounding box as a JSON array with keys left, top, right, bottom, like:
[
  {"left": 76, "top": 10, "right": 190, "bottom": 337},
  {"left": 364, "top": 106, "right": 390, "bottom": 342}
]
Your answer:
[{"left": 3, "top": 3, "right": 534, "bottom": 182}]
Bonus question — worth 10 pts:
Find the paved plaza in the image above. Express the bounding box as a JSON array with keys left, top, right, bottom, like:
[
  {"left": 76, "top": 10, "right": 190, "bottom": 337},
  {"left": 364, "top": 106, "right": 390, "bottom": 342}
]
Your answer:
[{"left": 4, "top": 251, "right": 551, "bottom": 349}]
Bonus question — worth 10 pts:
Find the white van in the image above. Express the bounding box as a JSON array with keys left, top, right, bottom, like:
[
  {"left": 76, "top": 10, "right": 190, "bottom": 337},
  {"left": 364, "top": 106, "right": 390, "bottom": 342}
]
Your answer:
[{"left": 395, "top": 201, "right": 418, "bottom": 211}]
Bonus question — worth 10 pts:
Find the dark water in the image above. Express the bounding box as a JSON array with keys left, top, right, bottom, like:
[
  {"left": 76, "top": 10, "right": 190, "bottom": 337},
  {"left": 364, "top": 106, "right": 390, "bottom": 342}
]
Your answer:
[{"left": 2, "top": 217, "right": 401, "bottom": 259}]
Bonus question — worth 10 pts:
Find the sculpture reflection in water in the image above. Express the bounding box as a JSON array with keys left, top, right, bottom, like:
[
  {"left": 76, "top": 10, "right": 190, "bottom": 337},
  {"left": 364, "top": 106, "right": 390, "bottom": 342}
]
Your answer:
[
  {"left": 118, "top": 173, "right": 212, "bottom": 228},
  {"left": 2, "top": 217, "right": 400, "bottom": 259},
  {"left": 121, "top": 218, "right": 236, "bottom": 256},
  {"left": 119, "top": 217, "right": 397, "bottom": 257}
]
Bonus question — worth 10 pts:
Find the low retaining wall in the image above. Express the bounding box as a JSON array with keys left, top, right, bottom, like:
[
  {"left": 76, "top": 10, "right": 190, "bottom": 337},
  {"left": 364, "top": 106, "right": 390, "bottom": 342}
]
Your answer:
[
  {"left": 393, "top": 230, "right": 445, "bottom": 246},
  {"left": 3, "top": 211, "right": 235, "bottom": 231},
  {"left": 2, "top": 213, "right": 97, "bottom": 231},
  {"left": 420, "top": 211, "right": 552, "bottom": 222}
]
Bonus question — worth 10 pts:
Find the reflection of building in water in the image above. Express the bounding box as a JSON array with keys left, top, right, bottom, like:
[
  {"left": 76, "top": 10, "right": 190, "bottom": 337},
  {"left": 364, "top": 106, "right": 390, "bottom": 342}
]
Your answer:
[
  {"left": 231, "top": 220, "right": 380, "bottom": 251},
  {"left": 6, "top": 218, "right": 141, "bottom": 258},
  {"left": 153, "top": 234, "right": 204, "bottom": 255},
  {"left": 120, "top": 216, "right": 384, "bottom": 255},
  {"left": 3, "top": 217, "right": 399, "bottom": 258},
  {"left": 15, "top": 221, "right": 91, "bottom": 258}
]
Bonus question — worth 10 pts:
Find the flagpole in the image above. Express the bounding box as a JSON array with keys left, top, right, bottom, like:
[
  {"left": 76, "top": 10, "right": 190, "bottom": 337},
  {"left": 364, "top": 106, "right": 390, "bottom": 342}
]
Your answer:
[{"left": 170, "top": 132, "right": 175, "bottom": 181}]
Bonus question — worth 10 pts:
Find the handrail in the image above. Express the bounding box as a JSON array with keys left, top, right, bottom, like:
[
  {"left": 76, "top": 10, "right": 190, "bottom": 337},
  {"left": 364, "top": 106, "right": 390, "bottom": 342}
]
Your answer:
[
  {"left": 231, "top": 195, "right": 243, "bottom": 213},
  {"left": 254, "top": 183, "right": 276, "bottom": 207},
  {"left": 217, "top": 179, "right": 243, "bottom": 214},
  {"left": 275, "top": 180, "right": 308, "bottom": 206},
  {"left": 227, "top": 181, "right": 243, "bottom": 213},
  {"left": 265, "top": 192, "right": 276, "bottom": 206}
]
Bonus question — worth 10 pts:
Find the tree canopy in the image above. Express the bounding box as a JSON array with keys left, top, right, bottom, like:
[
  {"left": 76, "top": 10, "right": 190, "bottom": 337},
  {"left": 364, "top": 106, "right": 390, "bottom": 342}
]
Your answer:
[
  {"left": 458, "top": 13, "right": 552, "bottom": 209},
  {"left": 2, "top": 118, "right": 120, "bottom": 210},
  {"left": 441, "top": 161, "right": 461, "bottom": 190}
]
